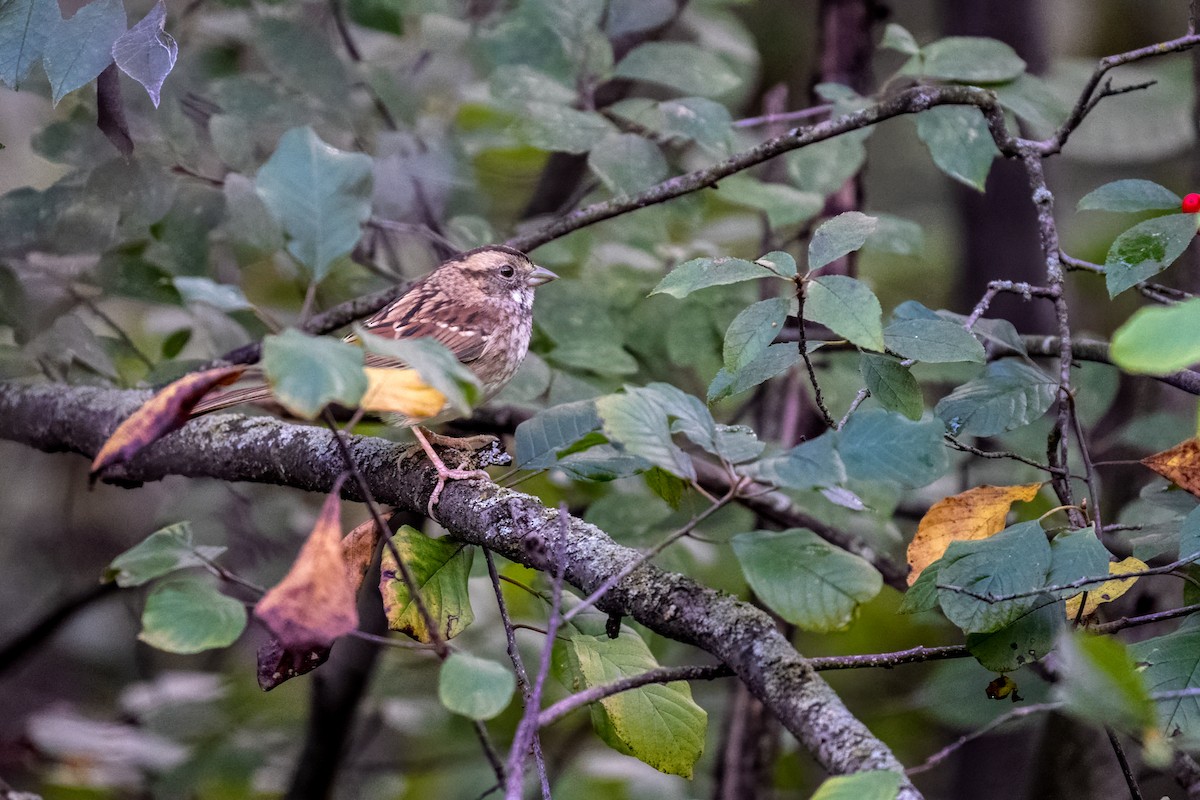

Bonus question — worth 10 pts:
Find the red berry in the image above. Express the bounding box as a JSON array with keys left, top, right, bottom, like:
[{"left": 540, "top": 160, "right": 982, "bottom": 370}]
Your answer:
[{"left": 1183, "top": 193, "right": 1200, "bottom": 213}]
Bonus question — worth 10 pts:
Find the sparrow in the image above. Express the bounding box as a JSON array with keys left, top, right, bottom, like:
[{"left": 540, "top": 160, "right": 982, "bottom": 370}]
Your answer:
[{"left": 191, "top": 245, "right": 557, "bottom": 513}]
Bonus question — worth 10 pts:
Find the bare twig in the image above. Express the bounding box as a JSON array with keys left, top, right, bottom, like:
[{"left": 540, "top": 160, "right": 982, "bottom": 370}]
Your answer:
[
  {"left": 538, "top": 664, "right": 733, "bottom": 728},
  {"left": 1106, "top": 727, "right": 1145, "bottom": 800}
]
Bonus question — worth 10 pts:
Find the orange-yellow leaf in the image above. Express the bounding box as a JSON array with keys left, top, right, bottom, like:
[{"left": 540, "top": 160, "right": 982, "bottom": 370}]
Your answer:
[
  {"left": 342, "top": 513, "right": 387, "bottom": 593},
  {"left": 986, "top": 675, "right": 1021, "bottom": 701},
  {"left": 360, "top": 367, "right": 446, "bottom": 419},
  {"left": 90, "top": 365, "right": 247, "bottom": 477},
  {"left": 907, "top": 483, "right": 1043, "bottom": 585},
  {"left": 255, "top": 492, "right": 359, "bottom": 651},
  {"left": 1064, "top": 557, "right": 1146, "bottom": 619},
  {"left": 1142, "top": 439, "right": 1200, "bottom": 498}
]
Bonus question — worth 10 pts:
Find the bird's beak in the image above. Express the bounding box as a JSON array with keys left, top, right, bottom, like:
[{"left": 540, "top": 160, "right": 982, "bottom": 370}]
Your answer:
[{"left": 527, "top": 265, "right": 558, "bottom": 286}]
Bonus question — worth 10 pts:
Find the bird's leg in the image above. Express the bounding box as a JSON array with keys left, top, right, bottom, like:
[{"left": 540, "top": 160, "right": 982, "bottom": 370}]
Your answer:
[{"left": 408, "top": 426, "right": 493, "bottom": 516}]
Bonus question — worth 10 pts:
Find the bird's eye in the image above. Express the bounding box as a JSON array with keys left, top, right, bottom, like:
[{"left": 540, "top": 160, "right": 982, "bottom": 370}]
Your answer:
[{"left": 499, "top": 264, "right": 516, "bottom": 278}]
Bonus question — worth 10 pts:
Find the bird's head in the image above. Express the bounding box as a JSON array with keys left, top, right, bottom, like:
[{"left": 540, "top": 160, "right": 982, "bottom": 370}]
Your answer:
[{"left": 447, "top": 246, "right": 557, "bottom": 308}]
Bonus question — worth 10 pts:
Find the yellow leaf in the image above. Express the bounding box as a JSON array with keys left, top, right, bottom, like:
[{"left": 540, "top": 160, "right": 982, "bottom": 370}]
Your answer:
[
  {"left": 1142, "top": 438, "right": 1200, "bottom": 498},
  {"left": 1064, "top": 557, "right": 1146, "bottom": 619},
  {"left": 907, "top": 483, "right": 1043, "bottom": 585},
  {"left": 360, "top": 367, "right": 446, "bottom": 419},
  {"left": 255, "top": 491, "right": 360, "bottom": 650}
]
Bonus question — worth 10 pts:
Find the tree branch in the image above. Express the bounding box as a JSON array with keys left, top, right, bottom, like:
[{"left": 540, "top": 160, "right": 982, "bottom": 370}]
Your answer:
[{"left": 0, "top": 380, "right": 921, "bottom": 796}]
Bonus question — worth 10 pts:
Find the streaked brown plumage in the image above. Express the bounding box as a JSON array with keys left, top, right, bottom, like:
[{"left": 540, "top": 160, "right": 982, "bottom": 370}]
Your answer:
[{"left": 191, "top": 245, "right": 557, "bottom": 512}]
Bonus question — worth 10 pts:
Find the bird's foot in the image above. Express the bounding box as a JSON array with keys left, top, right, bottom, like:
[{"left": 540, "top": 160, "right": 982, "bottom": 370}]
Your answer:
[{"left": 409, "top": 427, "right": 494, "bottom": 517}]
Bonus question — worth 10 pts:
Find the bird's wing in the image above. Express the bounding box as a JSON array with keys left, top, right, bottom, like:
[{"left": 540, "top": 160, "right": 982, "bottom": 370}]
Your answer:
[{"left": 358, "top": 293, "right": 492, "bottom": 364}]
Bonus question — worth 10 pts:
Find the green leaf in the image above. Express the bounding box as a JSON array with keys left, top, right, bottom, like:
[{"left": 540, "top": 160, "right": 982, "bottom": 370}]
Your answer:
[
  {"left": 716, "top": 175, "right": 823, "bottom": 228},
  {"left": 741, "top": 431, "right": 845, "bottom": 490},
  {"left": 0, "top": 0, "right": 58, "bottom": 88},
  {"left": 756, "top": 251, "right": 798, "bottom": 278},
  {"left": 838, "top": 409, "right": 948, "bottom": 488},
  {"left": 1057, "top": 632, "right": 1156, "bottom": 733},
  {"left": 139, "top": 578, "right": 246, "bottom": 654},
  {"left": 644, "top": 466, "right": 688, "bottom": 508},
  {"left": 994, "top": 73, "right": 1071, "bottom": 133},
  {"left": 1105, "top": 214, "right": 1197, "bottom": 297},
  {"left": 860, "top": 354, "right": 923, "bottom": 420},
  {"left": 650, "top": 256, "right": 779, "bottom": 298},
  {"left": 255, "top": 126, "right": 373, "bottom": 281},
  {"left": 489, "top": 65, "right": 576, "bottom": 105},
  {"left": 262, "top": 329, "right": 367, "bottom": 420},
  {"left": 732, "top": 529, "right": 883, "bottom": 632},
  {"left": 714, "top": 424, "right": 765, "bottom": 464},
  {"left": 936, "top": 521, "right": 1052, "bottom": 634},
  {"left": 1131, "top": 615, "right": 1200, "bottom": 738},
  {"left": 723, "top": 297, "right": 790, "bottom": 373},
  {"left": 645, "top": 382, "right": 717, "bottom": 454},
  {"left": 514, "top": 400, "right": 602, "bottom": 470},
  {"left": 1079, "top": 179, "right": 1181, "bottom": 213},
  {"left": 438, "top": 653, "right": 516, "bottom": 721},
  {"left": 588, "top": 133, "right": 669, "bottom": 195},
  {"left": 708, "top": 343, "right": 802, "bottom": 402},
  {"left": 1047, "top": 528, "right": 1113, "bottom": 600},
  {"left": 935, "top": 360, "right": 1057, "bottom": 437},
  {"left": 173, "top": 277, "right": 253, "bottom": 312},
  {"left": 359, "top": 331, "right": 483, "bottom": 416},
  {"left": 597, "top": 389, "right": 694, "bottom": 480},
  {"left": 346, "top": 0, "right": 403, "bottom": 34},
  {"left": 160, "top": 329, "right": 191, "bottom": 360},
  {"left": 805, "top": 275, "right": 885, "bottom": 351},
  {"left": 898, "top": 560, "right": 941, "bottom": 614},
  {"left": 808, "top": 212, "right": 879, "bottom": 271},
  {"left": 916, "top": 106, "right": 1000, "bottom": 191},
  {"left": 786, "top": 133, "right": 868, "bottom": 196},
  {"left": 43, "top": 0, "right": 126, "bottom": 105},
  {"left": 879, "top": 23, "right": 920, "bottom": 56},
  {"left": 555, "top": 630, "right": 706, "bottom": 777},
  {"left": 864, "top": 214, "right": 924, "bottom": 257},
  {"left": 811, "top": 771, "right": 904, "bottom": 800},
  {"left": 656, "top": 97, "right": 734, "bottom": 154},
  {"left": 966, "top": 601, "right": 1062, "bottom": 672},
  {"left": 911, "top": 36, "right": 1026, "bottom": 83},
  {"left": 380, "top": 526, "right": 475, "bottom": 642},
  {"left": 519, "top": 102, "right": 617, "bottom": 154},
  {"left": 105, "top": 522, "right": 226, "bottom": 588},
  {"left": 882, "top": 318, "right": 985, "bottom": 364},
  {"left": 613, "top": 41, "right": 740, "bottom": 97},
  {"left": 1111, "top": 298, "right": 1200, "bottom": 375}
]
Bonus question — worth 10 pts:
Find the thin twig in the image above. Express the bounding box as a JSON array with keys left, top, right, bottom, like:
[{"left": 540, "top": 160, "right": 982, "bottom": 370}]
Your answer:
[
  {"left": 796, "top": 278, "right": 837, "bottom": 429},
  {"left": 1107, "top": 727, "right": 1145, "bottom": 800},
  {"left": 734, "top": 104, "right": 833, "bottom": 128},
  {"left": 505, "top": 505, "right": 569, "bottom": 799},
  {"left": 538, "top": 664, "right": 733, "bottom": 728},
  {"left": 938, "top": 550, "right": 1200, "bottom": 604},
  {"left": 944, "top": 436, "right": 1064, "bottom": 476}
]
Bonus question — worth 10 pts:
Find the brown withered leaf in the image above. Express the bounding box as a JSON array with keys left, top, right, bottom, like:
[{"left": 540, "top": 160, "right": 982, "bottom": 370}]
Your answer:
[
  {"left": 255, "top": 512, "right": 387, "bottom": 691},
  {"left": 255, "top": 491, "right": 359, "bottom": 652},
  {"left": 359, "top": 367, "right": 446, "bottom": 418},
  {"left": 343, "top": 513, "right": 388, "bottom": 592},
  {"left": 257, "top": 637, "right": 331, "bottom": 691},
  {"left": 1064, "top": 557, "right": 1146, "bottom": 620},
  {"left": 90, "top": 364, "right": 247, "bottom": 478},
  {"left": 1143, "top": 439, "right": 1200, "bottom": 498},
  {"left": 907, "top": 483, "right": 1043, "bottom": 585}
]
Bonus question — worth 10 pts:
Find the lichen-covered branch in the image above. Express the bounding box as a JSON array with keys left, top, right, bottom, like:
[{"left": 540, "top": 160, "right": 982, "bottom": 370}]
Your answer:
[{"left": 0, "top": 381, "right": 921, "bottom": 797}]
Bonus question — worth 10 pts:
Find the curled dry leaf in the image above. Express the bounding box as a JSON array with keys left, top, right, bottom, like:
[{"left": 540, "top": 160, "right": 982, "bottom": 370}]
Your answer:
[
  {"left": 90, "top": 365, "right": 247, "bottom": 478},
  {"left": 256, "top": 512, "right": 387, "bottom": 691},
  {"left": 907, "top": 482, "right": 1043, "bottom": 585},
  {"left": 1064, "top": 556, "right": 1146, "bottom": 620},
  {"left": 360, "top": 367, "right": 446, "bottom": 419},
  {"left": 1142, "top": 439, "right": 1200, "bottom": 498},
  {"left": 255, "top": 491, "right": 360, "bottom": 652}
]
